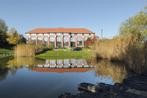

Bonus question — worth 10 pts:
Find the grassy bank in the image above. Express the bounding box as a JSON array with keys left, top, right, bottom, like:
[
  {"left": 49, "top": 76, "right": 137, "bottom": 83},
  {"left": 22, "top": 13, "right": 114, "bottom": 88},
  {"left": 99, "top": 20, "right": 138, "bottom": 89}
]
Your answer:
[
  {"left": 0, "top": 48, "right": 13, "bottom": 58},
  {"left": 36, "top": 48, "right": 92, "bottom": 59}
]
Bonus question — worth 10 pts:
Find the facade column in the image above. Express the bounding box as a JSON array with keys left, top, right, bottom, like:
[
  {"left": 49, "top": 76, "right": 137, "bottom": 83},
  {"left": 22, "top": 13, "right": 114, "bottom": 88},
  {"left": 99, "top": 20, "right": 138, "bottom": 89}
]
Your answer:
[
  {"left": 48, "top": 34, "right": 50, "bottom": 47},
  {"left": 54, "top": 34, "right": 57, "bottom": 48},
  {"left": 42, "top": 34, "right": 45, "bottom": 44},
  {"left": 36, "top": 34, "right": 38, "bottom": 45},
  {"left": 75, "top": 34, "right": 78, "bottom": 47},
  {"left": 68, "top": 34, "right": 71, "bottom": 48},
  {"left": 82, "top": 34, "right": 84, "bottom": 47},
  {"left": 28, "top": 34, "right": 31, "bottom": 44},
  {"left": 62, "top": 34, "right": 64, "bottom": 48}
]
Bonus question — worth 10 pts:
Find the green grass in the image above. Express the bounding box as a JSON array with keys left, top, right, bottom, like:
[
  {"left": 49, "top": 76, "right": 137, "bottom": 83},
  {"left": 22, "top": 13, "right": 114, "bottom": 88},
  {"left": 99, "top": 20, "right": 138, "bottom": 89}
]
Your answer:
[
  {"left": 0, "top": 48, "right": 13, "bottom": 58},
  {"left": 36, "top": 48, "right": 92, "bottom": 59}
]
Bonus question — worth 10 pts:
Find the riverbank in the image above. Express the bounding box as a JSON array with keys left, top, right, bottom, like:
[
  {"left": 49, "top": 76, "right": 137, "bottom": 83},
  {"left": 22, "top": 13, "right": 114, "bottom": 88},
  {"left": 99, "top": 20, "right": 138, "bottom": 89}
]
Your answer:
[
  {"left": 36, "top": 48, "right": 92, "bottom": 59},
  {"left": 59, "top": 74, "right": 147, "bottom": 98},
  {"left": 0, "top": 48, "right": 13, "bottom": 58}
]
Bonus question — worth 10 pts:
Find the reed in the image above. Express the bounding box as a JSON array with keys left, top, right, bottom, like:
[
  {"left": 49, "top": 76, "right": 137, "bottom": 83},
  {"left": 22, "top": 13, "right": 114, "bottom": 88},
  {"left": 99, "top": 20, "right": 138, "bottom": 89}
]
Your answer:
[
  {"left": 15, "top": 44, "right": 35, "bottom": 57},
  {"left": 94, "top": 35, "right": 147, "bottom": 74}
]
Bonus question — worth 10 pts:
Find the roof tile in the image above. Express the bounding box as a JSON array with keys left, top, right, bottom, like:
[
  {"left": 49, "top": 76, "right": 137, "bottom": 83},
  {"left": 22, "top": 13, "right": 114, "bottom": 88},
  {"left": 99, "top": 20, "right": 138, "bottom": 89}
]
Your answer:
[{"left": 27, "top": 28, "right": 94, "bottom": 34}]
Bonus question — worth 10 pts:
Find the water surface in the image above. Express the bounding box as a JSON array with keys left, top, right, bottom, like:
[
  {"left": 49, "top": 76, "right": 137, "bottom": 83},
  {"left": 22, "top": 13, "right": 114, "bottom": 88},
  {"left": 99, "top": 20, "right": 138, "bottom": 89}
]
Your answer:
[{"left": 0, "top": 57, "right": 127, "bottom": 98}]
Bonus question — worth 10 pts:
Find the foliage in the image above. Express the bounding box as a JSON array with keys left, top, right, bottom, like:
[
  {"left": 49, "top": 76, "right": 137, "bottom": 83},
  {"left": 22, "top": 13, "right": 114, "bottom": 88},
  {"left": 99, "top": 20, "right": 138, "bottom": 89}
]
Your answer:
[
  {"left": 7, "top": 28, "right": 20, "bottom": 45},
  {"left": 0, "top": 18, "right": 26, "bottom": 48},
  {"left": 7, "top": 28, "right": 26, "bottom": 45},
  {"left": 0, "top": 19, "right": 8, "bottom": 48},
  {"left": 119, "top": 8, "right": 147, "bottom": 42}
]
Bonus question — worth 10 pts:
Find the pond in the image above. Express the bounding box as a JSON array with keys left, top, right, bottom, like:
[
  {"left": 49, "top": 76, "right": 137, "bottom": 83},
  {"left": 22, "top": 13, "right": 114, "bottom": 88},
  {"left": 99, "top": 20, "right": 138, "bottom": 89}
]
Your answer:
[{"left": 0, "top": 57, "right": 128, "bottom": 98}]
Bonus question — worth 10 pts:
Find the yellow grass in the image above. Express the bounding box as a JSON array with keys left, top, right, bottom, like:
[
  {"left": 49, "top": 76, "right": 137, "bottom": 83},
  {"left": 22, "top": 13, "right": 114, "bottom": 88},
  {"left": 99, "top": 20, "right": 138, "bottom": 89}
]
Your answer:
[
  {"left": 94, "top": 35, "right": 147, "bottom": 74},
  {"left": 15, "top": 44, "right": 35, "bottom": 57}
]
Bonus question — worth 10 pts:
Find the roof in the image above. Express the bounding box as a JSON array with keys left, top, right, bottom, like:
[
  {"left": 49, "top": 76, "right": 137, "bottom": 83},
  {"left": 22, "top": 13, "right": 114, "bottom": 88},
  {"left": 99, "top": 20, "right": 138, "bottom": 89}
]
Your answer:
[
  {"left": 27, "top": 28, "right": 94, "bottom": 34},
  {"left": 32, "top": 68, "right": 93, "bottom": 73}
]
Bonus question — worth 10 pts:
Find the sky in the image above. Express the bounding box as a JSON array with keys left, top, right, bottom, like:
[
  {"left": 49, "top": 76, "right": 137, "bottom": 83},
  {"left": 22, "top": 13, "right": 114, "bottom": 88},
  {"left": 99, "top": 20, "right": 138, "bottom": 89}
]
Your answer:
[{"left": 0, "top": 0, "right": 146, "bottom": 38}]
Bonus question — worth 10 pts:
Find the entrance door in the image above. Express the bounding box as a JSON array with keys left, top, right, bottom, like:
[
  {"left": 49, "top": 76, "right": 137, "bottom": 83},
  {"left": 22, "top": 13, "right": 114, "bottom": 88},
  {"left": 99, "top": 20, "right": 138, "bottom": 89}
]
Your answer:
[
  {"left": 57, "top": 42, "right": 62, "bottom": 48},
  {"left": 71, "top": 42, "right": 75, "bottom": 47}
]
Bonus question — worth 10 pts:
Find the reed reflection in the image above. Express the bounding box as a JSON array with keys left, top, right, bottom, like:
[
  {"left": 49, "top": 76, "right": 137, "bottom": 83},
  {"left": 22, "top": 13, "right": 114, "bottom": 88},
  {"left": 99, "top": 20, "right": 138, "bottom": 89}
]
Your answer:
[
  {"left": 92, "top": 60, "right": 127, "bottom": 83},
  {"left": 7, "top": 57, "right": 44, "bottom": 68}
]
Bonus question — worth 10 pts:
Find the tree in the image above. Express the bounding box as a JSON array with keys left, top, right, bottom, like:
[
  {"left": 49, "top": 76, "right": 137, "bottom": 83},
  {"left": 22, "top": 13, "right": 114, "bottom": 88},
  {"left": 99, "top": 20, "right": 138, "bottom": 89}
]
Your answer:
[
  {"left": 7, "top": 28, "right": 26, "bottom": 45},
  {"left": 119, "top": 8, "right": 147, "bottom": 42},
  {"left": 18, "top": 34, "right": 26, "bottom": 44},
  {"left": 7, "top": 28, "right": 20, "bottom": 45},
  {"left": 0, "top": 19, "right": 8, "bottom": 48}
]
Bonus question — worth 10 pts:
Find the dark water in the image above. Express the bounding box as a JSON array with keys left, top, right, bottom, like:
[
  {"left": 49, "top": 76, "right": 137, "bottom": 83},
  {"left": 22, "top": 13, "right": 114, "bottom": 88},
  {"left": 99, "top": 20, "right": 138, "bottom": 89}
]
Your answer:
[{"left": 0, "top": 57, "right": 127, "bottom": 98}]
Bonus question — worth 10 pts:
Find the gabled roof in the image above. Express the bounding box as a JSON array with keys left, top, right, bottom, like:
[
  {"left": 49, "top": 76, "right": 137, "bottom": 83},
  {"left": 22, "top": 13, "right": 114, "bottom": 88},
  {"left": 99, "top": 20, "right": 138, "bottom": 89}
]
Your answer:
[{"left": 27, "top": 28, "right": 94, "bottom": 34}]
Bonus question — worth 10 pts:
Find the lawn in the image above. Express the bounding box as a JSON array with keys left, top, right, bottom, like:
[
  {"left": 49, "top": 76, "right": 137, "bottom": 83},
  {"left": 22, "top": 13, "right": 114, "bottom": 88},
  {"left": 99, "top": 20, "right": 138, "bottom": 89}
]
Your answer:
[{"left": 36, "top": 48, "right": 92, "bottom": 59}]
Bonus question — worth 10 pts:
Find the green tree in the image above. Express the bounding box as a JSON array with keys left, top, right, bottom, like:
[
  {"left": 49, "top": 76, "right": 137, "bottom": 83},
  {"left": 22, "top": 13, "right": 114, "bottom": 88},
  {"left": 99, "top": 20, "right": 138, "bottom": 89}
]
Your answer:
[
  {"left": 7, "top": 28, "right": 20, "bottom": 45},
  {"left": 0, "top": 19, "right": 8, "bottom": 48},
  {"left": 7, "top": 28, "right": 26, "bottom": 45},
  {"left": 18, "top": 34, "right": 26, "bottom": 44},
  {"left": 119, "top": 8, "right": 147, "bottom": 42}
]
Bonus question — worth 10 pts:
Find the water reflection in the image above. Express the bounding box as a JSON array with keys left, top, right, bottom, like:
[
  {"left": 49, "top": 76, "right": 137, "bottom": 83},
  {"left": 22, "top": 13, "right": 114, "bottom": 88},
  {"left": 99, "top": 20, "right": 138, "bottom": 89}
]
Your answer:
[
  {"left": 0, "top": 57, "right": 129, "bottom": 83},
  {"left": 94, "top": 60, "right": 127, "bottom": 83},
  {"left": 32, "top": 59, "right": 93, "bottom": 73},
  {"left": 0, "top": 57, "right": 95, "bottom": 80},
  {"left": 2, "top": 57, "right": 144, "bottom": 98},
  {"left": 36, "top": 59, "right": 89, "bottom": 67},
  {"left": 0, "top": 68, "right": 9, "bottom": 81},
  {"left": 0, "top": 57, "right": 107, "bottom": 98},
  {"left": 7, "top": 57, "right": 44, "bottom": 67}
]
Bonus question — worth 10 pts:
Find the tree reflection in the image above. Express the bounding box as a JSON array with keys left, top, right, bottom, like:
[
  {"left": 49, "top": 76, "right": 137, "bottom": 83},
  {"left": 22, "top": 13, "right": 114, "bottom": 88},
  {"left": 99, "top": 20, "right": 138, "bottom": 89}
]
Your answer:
[
  {"left": 0, "top": 57, "right": 11, "bottom": 81},
  {"left": 0, "top": 67, "right": 9, "bottom": 81},
  {"left": 0, "top": 57, "right": 45, "bottom": 81}
]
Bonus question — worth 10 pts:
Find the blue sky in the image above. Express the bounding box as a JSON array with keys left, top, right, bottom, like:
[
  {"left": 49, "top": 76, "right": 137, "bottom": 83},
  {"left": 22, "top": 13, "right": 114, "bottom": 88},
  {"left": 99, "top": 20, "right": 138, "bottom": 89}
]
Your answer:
[{"left": 0, "top": 0, "right": 146, "bottom": 38}]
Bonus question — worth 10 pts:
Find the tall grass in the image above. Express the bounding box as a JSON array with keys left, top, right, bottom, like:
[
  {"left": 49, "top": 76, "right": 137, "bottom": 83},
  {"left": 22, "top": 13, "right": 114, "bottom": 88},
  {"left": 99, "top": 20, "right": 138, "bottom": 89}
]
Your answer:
[
  {"left": 94, "top": 35, "right": 147, "bottom": 74},
  {"left": 15, "top": 44, "right": 35, "bottom": 57}
]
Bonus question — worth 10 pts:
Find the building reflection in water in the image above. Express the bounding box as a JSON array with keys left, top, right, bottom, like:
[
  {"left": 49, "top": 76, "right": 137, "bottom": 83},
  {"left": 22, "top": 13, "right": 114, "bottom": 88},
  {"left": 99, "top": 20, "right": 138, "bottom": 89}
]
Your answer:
[
  {"left": 32, "top": 59, "right": 94, "bottom": 73},
  {"left": 0, "top": 57, "right": 94, "bottom": 80},
  {"left": 0, "top": 57, "right": 129, "bottom": 83}
]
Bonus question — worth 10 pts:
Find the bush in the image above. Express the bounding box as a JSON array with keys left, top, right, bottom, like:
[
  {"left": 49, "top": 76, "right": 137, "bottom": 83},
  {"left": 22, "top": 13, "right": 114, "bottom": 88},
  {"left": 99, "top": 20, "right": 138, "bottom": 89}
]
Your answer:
[{"left": 72, "top": 47, "right": 82, "bottom": 51}]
